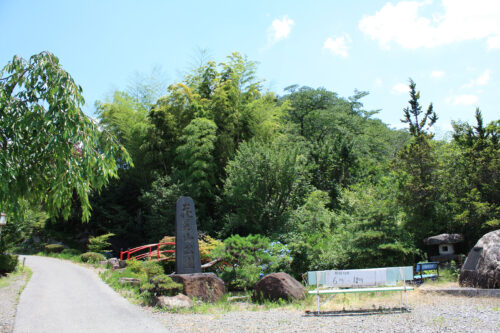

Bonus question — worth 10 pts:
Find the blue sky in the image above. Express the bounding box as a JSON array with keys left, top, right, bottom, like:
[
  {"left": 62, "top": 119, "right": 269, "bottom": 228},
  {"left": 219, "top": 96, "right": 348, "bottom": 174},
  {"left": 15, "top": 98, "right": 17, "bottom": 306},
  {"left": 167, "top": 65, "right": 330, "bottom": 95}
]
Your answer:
[{"left": 1, "top": 0, "right": 499, "bottom": 137}]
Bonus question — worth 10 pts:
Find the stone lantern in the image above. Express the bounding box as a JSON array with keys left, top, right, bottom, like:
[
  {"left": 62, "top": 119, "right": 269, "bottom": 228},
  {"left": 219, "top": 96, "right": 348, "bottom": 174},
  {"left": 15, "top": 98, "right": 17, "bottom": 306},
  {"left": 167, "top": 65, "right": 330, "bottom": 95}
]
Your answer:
[{"left": 423, "top": 233, "right": 465, "bottom": 264}]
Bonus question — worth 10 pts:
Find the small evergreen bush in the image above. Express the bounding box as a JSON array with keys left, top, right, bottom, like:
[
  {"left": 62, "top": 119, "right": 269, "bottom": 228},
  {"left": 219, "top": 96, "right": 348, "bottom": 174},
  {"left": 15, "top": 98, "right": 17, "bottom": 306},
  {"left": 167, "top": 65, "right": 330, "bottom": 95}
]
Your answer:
[
  {"left": 0, "top": 254, "right": 18, "bottom": 274},
  {"left": 87, "top": 233, "right": 114, "bottom": 253},
  {"left": 212, "top": 234, "right": 290, "bottom": 290},
  {"left": 80, "top": 252, "right": 106, "bottom": 263},
  {"left": 44, "top": 244, "right": 65, "bottom": 253},
  {"left": 139, "top": 261, "right": 182, "bottom": 304}
]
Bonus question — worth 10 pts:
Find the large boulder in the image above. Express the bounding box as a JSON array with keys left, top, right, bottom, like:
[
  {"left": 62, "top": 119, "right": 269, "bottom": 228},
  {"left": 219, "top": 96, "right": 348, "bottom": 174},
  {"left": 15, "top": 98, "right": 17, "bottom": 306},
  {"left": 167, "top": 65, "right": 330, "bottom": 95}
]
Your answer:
[
  {"left": 460, "top": 230, "right": 500, "bottom": 288},
  {"left": 170, "top": 272, "right": 225, "bottom": 302},
  {"left": 253, "top": 272, "right": 306, "bottom": 302},
  {"left": 156, "top": 294, "right": 193, "bottom": 309}
]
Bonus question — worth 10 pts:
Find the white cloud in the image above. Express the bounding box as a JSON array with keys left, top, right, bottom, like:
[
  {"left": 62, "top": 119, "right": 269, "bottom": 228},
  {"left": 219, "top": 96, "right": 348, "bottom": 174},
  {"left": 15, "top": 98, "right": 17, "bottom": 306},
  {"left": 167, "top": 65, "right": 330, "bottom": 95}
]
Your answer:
[
  {"left": 375, "top": 78, "right": 383, "bottom": 87},
  {"left": 462, "top": 69, "right": 491, "bottom": 88},
  {"left": 359, "top": 0, "right": 500, "bottom": 49},
  {"left": 391, "top": 82, "right": 409, "bottom": 94},
  {"left": 323, "top": 35, "right": 350, "bottom": 57},
  {"left": 488, "top": 35, "right": 500, "bottom": 48},
  {"left": 476, "top": 70, "right": 491, "bottom": 85},
  {"left": 447, "top": 94, "right": 479, "bottom": 105},
  {"left": 431, "top": 70, "right": 445, "bottom": 78},
  {"left": 268, "top": 15, "right": 294, "bottom": 45}
]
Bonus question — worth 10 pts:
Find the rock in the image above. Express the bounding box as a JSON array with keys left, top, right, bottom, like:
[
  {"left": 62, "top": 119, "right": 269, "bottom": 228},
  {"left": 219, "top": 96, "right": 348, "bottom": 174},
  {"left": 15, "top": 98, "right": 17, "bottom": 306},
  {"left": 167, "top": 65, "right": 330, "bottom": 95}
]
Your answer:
[
  {"left": 156, "top": 294, "right": 193, "bottom": 309},
  {"left": 108, "top": 258, "right": 120, "bottom": 270},
  {"left": 98, "top": 260, "right": 108, "bottom": 266},
  {"left": 107, "top": 258, "right": 127, "bottom": 270},
  {"left": 460, "top": 229, "right": 500, "bottom": 288},
  {"left": 170, "top": 273, "right": 225, "bottom": 302},
  {"left": 253, "top": 272, "right": 306, "bottom": 302},
  {"left": 424, "top": 233, "right": 464, "bottom": 245},
  {"left": 118, "top": 278, "right": 141, "bottom": 286}
]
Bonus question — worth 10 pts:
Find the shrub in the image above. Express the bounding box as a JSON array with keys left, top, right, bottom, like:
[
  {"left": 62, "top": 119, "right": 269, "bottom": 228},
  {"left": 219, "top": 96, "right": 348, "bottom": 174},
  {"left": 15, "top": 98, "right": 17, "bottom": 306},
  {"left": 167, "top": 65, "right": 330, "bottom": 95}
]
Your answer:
[
  {"left": 212, "top": 234, "right": 289, "bottom": 290},
  {"left": 44, "top": 244, "right": 65, "bottom": 253},
  {"left": 127, "top": 258, "right": 144, "bottom": 274},
  {"left": 80, "top": 252, "right": 106, "bottom": 263},
  {"left": 199, "top": 235, "right": 223, "bottom": 263},
  {"left": 0, "top": 254, "right": 18, "bottom": 274},
  {"left": 87, "top": 233, "right": 114, "bottom": 253},
  {"left": 139, "top": 261, "right": 182, "bottom": 304},
  {"left": 61, "top": 248, "right": 82, "bottom": 256}
]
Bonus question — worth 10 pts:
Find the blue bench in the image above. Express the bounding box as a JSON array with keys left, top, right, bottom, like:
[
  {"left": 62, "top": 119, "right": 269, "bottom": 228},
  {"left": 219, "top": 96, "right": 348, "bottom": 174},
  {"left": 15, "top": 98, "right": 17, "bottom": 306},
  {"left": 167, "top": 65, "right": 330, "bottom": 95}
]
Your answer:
[{"left": 414, "top": 262, "right": 439, "bottom": 283}]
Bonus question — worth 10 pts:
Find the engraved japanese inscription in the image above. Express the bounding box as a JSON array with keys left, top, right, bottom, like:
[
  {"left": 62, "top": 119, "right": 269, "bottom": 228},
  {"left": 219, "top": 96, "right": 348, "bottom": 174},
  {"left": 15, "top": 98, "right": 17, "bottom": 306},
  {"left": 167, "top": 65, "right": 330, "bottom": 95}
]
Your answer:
[{"left": 175, "top": 196, "right": 202, "bottom": 274}]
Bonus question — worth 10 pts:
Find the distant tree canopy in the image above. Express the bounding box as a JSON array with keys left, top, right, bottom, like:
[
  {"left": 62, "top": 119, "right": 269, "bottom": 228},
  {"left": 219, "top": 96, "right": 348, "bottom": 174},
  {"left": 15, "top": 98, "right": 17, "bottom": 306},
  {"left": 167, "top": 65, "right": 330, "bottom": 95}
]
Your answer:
[
  {"left": 2, "top": 51, "right": 498, "bottom": 275},
  {"left": 0, "top": 51, "right": 130, "bottom": 221}
]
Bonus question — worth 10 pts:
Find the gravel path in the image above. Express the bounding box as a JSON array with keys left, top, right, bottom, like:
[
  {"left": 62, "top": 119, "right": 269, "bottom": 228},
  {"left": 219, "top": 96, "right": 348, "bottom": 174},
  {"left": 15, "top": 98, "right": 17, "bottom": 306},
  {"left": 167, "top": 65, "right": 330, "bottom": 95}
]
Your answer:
[
  {"left": 14, "top": 256, "right": 168, "bottom": 333},
  {"left": 151, "top": 295, "right": 500, "bottom": 332},
  {"left": 0, "top": 271, "right": 28, "bottom": 333}
]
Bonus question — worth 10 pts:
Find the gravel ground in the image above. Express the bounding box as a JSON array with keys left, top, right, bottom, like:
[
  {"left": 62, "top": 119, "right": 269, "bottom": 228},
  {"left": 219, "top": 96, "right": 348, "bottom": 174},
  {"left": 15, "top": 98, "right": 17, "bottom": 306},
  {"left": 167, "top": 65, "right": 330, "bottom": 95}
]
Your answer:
[
  {"left": 0, "top": 271, "right": 27, "bottom": 333},
  {"left": 151, "top": 295, "right": 500, "bottom": 332}
]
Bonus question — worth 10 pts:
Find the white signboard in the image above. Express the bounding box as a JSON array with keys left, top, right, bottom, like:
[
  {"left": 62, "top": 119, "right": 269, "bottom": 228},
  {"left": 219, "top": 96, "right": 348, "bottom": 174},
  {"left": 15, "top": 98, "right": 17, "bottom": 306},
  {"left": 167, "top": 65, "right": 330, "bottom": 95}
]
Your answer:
[{"left": 324, "top": 268, "right": 387, "bottom": 288}]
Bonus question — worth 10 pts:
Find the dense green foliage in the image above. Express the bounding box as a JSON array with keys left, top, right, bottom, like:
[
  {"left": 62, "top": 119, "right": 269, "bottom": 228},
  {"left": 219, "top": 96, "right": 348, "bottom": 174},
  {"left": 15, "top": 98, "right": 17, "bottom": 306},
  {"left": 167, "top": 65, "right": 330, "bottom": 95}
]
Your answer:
[
  {"left": 212, "top": 234, "right": 291, "bottom": 290},
  {"left": 2, "top": 51, "right": 499, "bottom": 278},
  {"left": 87, "top": 233, "right": 115, "bottom": 253},
  {"left": 0, "top": 52, "right": 131, "bottom": 222},
  {"left": 0, "top": 254, "right": 18, "bottom": 274},
  {"left": 80, "top": 252, "right": 106, "bottom": 263}
]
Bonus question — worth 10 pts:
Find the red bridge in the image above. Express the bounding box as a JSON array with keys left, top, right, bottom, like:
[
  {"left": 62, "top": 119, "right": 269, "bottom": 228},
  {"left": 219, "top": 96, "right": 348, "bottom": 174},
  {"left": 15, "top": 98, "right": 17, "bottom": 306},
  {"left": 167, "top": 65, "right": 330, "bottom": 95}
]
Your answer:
[{"left": 120, "top": 242, "right": 175, "bottom": 261}]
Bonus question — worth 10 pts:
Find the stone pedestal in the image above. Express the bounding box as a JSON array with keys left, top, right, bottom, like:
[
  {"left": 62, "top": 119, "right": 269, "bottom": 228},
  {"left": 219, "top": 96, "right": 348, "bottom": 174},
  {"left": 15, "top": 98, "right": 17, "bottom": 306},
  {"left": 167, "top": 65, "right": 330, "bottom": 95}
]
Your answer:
[{"left": 170, "top": 272, "right": 225, "bottom": 302}]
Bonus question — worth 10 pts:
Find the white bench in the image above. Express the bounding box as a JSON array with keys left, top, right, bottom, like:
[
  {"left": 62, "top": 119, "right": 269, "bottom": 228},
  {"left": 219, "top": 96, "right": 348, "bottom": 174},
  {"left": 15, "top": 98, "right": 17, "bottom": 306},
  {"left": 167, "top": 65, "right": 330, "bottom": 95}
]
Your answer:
[{"left": 307, "top": 266, "right": 414, "bottom": 313}]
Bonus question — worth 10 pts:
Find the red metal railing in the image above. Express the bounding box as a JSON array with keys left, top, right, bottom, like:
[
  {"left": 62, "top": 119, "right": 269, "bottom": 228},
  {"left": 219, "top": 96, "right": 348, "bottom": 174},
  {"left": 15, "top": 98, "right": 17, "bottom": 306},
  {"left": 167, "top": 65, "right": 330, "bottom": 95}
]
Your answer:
[{"left": 120, "top": 242, "right": 175, "bottom": 261}]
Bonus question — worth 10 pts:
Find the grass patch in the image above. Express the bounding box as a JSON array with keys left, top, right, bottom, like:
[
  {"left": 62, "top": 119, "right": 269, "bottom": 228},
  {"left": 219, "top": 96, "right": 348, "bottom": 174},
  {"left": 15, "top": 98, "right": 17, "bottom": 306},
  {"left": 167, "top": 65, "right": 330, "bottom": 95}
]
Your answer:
[
  {"left": 17, "top": 266, "right": 33, "bottom": 300},
  {"left": 0, "top": 263, "right": 33, "bottom": 302},
  {"left": 34, "top": 250, "right": 83, "bottom": 263},
  {"left": 0, "top": 263, "right": 30, "bottom": 288},
  {"left": 99, "top": 265, "right": 144, "bottom": 304}
]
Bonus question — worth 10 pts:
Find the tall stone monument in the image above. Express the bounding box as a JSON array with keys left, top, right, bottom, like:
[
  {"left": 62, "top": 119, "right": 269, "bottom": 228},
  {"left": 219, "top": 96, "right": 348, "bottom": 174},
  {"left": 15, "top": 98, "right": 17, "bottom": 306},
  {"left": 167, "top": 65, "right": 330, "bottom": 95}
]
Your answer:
[
  {"left": 175, "top": 196, "right": 202, "bottom": 274},
  {"left": 171, "top": 196, "right": 226, "bottom": 302}
]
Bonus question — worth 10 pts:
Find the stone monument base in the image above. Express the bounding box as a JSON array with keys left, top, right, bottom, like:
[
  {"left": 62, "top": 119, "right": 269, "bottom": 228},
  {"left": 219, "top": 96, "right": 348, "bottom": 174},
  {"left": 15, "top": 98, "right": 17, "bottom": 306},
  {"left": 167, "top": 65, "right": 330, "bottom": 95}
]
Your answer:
[{"left": 170, "top": 272, "right": 225, "bottom": 302}]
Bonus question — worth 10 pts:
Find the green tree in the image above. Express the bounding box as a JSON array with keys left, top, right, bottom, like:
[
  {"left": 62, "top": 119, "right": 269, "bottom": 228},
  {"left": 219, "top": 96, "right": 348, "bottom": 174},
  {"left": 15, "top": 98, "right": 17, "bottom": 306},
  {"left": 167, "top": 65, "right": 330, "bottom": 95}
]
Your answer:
[
  {"left": 393, "top": 79, "right": 441, "bottom": 245},
  {"left": 338, "top": 181, "right": 418, "bottom": 268},
  {"left": 283, "top": 190, "right": 344, "bottom": 275},
  {"left": 447, "top": 109, "right": 500, "bottom": 246},
  {"left": 0, "top": 51, "right": 130, "bottom": 221},
  {"left": 174, "top": 117, "right": 217, "bottom": 219},
  {"left": 221, "top": 138, "right": 312, "bottom": 237}
]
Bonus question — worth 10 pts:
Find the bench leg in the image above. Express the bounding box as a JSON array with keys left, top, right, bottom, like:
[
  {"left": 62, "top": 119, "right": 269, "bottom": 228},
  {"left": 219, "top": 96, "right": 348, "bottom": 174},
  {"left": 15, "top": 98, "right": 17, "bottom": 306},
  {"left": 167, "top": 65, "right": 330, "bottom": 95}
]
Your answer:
[
  {"left": 405, "top": 288, "right": 409, "bottom": 311},
  {"left": 400, "top": 291, "right": 403, "bottom": 311}
]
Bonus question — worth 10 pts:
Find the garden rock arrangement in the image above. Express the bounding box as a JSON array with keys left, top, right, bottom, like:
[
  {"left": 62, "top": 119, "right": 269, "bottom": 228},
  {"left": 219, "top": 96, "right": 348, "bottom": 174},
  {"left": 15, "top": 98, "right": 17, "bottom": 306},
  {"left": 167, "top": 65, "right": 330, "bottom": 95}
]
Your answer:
[
  {"left": 253, "top": 272, "right": 306, "bottom": 302},
  {"left": 460, "top": 229, "right": 500, "bottom": 288},
  {"left": 170, "top": 272, "right": 225, "bottom": 302}
]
